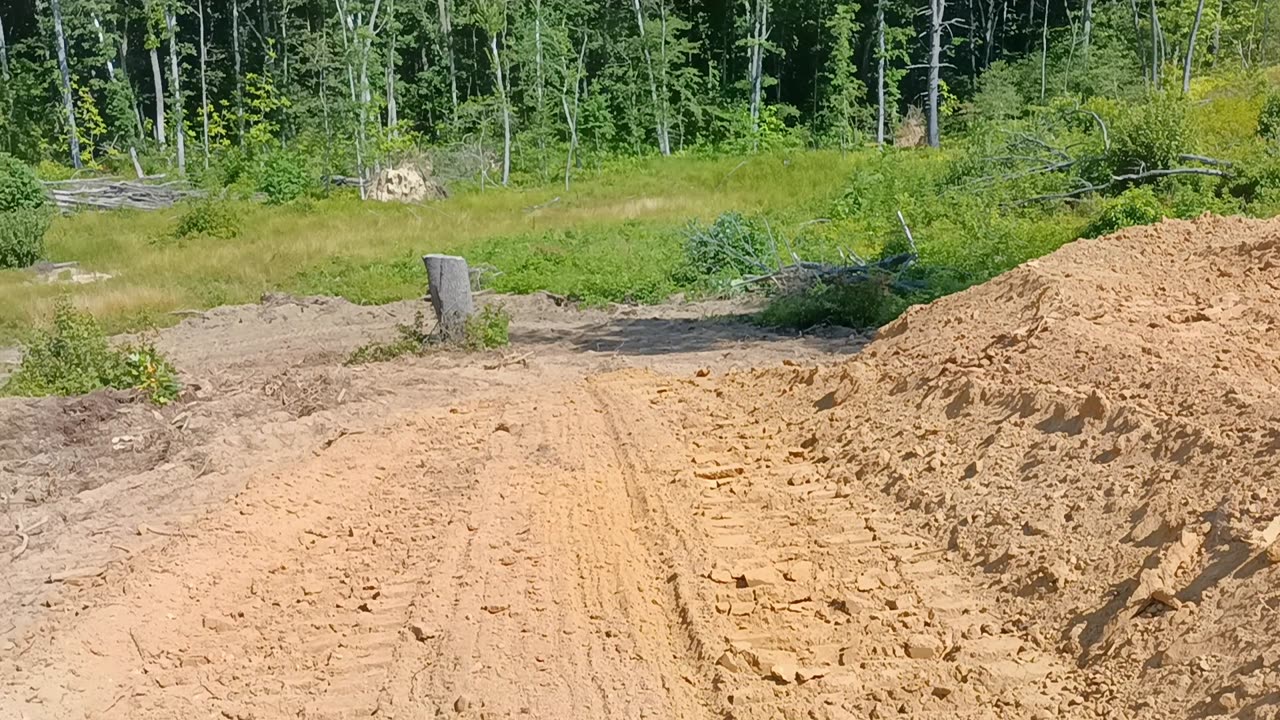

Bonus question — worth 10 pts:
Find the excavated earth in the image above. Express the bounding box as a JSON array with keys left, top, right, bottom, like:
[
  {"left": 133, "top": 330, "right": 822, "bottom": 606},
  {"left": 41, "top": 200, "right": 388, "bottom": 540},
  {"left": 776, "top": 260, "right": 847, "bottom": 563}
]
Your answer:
[{"left": 2, "top": 215, "right": 1280, "bottom": 720}]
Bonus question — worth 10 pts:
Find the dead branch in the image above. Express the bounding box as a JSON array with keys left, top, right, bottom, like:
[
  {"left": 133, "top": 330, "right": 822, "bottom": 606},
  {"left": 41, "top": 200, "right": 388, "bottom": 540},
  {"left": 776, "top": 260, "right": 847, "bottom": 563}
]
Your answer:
[
  {"left": 1010, "top": 166, "right": 1233, "bottom": 206},
  {"left": 1177, "top": 153, "right": 1233, "bottom": 167},
  {"left": 483, "top": 351, "right": 534, "bottom": 370},
  {"left": 42, "top": 177, "right": 204, "bottom": 212}
]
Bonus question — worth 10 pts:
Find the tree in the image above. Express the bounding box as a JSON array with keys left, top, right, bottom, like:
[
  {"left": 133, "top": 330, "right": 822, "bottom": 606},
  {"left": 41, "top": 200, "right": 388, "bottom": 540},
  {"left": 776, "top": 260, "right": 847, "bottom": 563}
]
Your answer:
[
  {"left": 49, "top": 0, "right": 83, "bottom": 168},
  {"left": 822, "top": 3, "right": 868, "bottom": 150},
  {"left": 165, "top": 6, "right": 186, "bottom": 174},
  {"left": 1183, "top": 0, "right": 1207, "bottom": 93},
  {"left": 472, "top": 0, "right": 511, "bottom": 185},
  {"left": 926, "top": 0, "right": 945, "bottom": 147}
]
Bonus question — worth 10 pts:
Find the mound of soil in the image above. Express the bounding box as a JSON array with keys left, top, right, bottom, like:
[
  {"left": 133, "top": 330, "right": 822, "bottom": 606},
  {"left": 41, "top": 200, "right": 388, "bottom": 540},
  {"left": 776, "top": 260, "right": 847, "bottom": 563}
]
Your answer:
[{"left": 719, "top": 215, "right": 1280, "bottom": 717}]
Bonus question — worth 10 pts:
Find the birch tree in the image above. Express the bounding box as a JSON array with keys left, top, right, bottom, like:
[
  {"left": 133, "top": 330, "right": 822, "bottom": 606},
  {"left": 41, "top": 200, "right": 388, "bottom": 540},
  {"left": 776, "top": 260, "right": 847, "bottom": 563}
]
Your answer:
[
  {"left": 473, "top": 0, "right": 512, "bottom": 185},
  {"left": 631, "top": 0, "right": 672, "bottom": 155},
  {"left": 1183, "top": 0, "right": 1208, "bottom": 93},
  {"left": 561, "top": 33, "right": 586, "bottom": 190},
  {"left": 50, "top": 0, "right": 83, "bottom": 168},
  {"left": 166, "top": 6, "right": 186, "bottom": 174},
  {"left": 198, "top": 0, "right": 210, "bottom": 168},
  {"left": 926, "top": 0, "right": 945, "bottom": 148},
  {"left": 146, "top": 2, "right": 167, "bottom": 146},
  {"left": 876, "top": 0, "right": 886, "bottom": 146}
]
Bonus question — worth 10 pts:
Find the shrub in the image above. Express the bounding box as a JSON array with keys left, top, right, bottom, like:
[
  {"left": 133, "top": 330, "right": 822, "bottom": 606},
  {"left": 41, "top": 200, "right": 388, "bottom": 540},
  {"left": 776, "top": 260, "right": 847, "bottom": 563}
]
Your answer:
[
  {"left": 171, "top": 198, "right": 241, "bottom": 241},
  {"left": 1110, "top": 95, "right": 1191, "bottom": 175},
  {"left": 0, "top": 155, "right": 50, "bottom": 269},
  {"left": 0, "top": 154, "right": 47, "bottom": 211},
  {"left": 1259, "top": 92, "right": 1280, "bottom": 143},
  {"left": 464, "top": 305, "right": 510, "bottom": 350},
  {"left": 759, "top": 279, "right": 907, "bottom": 330},
  {"left": 0, "top": 209, "right": 51, "bottom": 268},
  {"left": 257, "top": 150, "right": 313, "bottom": 204},
  {"left": 1080, "top": 187, "right": 1165, "bottom": 238},
  {"left": 681, "top": 212, "right": 775, "bottom": 279},
  {"left": 2, "top": 300, "right": 181, "bottom": 404}
]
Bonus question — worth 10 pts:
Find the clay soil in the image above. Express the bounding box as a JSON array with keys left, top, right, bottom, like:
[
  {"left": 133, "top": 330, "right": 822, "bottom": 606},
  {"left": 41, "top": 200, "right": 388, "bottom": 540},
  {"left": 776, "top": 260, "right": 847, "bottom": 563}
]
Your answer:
[{"left": 3, "top": 215, "right": 1280, "bottom": 720}]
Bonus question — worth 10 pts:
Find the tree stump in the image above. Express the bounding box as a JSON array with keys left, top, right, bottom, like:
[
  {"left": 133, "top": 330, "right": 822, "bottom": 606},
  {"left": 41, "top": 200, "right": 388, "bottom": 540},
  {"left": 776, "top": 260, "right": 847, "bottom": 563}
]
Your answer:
[{"left": 423, "top": 254, "right": 474, "bottom": 341}]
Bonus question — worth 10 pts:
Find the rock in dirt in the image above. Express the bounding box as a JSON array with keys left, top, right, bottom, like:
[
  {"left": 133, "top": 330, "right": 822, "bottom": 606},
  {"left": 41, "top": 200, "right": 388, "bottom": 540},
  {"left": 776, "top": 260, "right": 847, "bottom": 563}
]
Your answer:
[
  {"left": 905, "top": 634, "right": 941, "bottom": 660},
  {"left": 739, "top": 566, "right": 784, "bottom": 587}
]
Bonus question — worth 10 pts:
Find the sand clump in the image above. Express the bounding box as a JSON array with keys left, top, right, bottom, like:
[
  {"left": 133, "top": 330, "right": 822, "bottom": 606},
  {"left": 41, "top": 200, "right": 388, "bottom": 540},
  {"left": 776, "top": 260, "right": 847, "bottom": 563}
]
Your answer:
[{"left": 713, "top": 215, "right": 1280, "bottom": 718}]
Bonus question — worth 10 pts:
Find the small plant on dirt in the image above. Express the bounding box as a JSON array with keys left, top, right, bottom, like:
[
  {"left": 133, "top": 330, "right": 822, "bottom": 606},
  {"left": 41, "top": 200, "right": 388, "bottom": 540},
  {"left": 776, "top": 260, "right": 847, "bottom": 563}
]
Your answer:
[
  {"left": 118, "top": 344, "right": 182, "bottom": 405},
  {"left": 170, "top": 198, "right": 242, "bottom": 241},
  {"left": 1080, "top": 187, "right": 1165, "bottom": 238},
  {"left": 463, "top": 305, "right": 511, "bottom": 350},
  {"left": 346, "top": 311, "right": 432, "bottom": 365},
  {"left": 0, "top": 153, "right": 50, "bottom": 269},
  {"left": 3, "top": 300, "right": 181, "bottom": 404}
]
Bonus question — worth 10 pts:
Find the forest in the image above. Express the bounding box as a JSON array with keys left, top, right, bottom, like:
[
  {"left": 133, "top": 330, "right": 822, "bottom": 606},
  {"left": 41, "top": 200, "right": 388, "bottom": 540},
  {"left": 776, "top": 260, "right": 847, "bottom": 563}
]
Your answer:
[{"left": 0, "top": 0, "right": 1276, "bottom": 178}]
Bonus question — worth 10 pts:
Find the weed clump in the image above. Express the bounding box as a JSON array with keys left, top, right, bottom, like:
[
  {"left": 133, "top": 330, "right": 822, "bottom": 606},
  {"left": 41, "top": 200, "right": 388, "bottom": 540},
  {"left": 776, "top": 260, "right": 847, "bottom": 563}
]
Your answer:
[
  {"left": 171, "top": 198, "right": 242, "bottom": 241},
  {"left": 759, "top": 279, "right": 906, "bottom": 330},
  {"left": 0, "top": 153, "right": 50, "bottom": 269},
  {"left": 346, "top": 305, "right": 511, "bottom": 364},
  {"left": 3, "top": 300, "right": 181, "bottom": 404},
  {"left": 464, "top": 305, "right": 511, "bottom": 350}
]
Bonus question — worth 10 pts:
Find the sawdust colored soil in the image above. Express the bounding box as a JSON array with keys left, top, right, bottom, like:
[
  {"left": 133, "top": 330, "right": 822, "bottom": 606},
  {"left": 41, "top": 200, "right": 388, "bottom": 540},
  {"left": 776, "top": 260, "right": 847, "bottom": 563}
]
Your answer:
[{"left": 4, "top": 215, "right": 1280, "bottom": 720}]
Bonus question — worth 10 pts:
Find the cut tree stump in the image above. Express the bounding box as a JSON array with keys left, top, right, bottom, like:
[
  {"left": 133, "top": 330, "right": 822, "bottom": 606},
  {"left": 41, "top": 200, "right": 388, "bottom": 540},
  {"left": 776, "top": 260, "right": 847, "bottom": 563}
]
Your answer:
[{"left": 423, "top": 254, "right": 475, "bottom": 341}]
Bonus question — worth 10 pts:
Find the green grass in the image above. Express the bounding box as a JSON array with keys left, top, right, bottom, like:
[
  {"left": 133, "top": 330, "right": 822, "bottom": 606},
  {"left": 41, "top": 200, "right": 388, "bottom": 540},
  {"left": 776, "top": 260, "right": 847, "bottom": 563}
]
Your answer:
[{"left": 0, "top": 151, "right": 854, "bottom": 342}]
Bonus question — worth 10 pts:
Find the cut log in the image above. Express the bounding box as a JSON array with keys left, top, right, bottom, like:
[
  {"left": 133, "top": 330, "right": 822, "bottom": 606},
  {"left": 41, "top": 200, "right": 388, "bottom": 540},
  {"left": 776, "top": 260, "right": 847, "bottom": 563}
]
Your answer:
[{"left": 423, "top": 254, "right": 474, "bottom": 340}]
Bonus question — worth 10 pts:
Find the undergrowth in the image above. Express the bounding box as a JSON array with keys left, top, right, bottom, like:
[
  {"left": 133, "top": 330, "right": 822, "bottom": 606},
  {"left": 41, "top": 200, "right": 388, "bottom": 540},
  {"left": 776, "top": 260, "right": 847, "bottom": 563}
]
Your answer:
[
  {"left": 3, "top": 300, "right": 181, "bottom": 404},
  {"left": 346, "top": 305, "right": 511, "bottom": 364}
]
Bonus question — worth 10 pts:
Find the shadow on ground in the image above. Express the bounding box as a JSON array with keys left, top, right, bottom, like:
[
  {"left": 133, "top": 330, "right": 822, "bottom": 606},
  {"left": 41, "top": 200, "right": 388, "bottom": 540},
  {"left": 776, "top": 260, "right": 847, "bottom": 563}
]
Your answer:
[{"left": 512, "top": 313, "right": 871, "bottom": 357}]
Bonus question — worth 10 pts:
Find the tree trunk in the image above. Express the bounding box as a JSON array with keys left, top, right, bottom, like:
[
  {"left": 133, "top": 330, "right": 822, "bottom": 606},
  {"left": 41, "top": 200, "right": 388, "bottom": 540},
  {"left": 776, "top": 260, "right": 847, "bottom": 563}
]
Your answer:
[
  {"left": 436, "top": 0, "right": 459, "bottom": 118},
  {"left": 423, "top": 254, "right": 474, "bottom": 341},
  {"left": 0, "top": 13, "right": 9, "bottom": 81},
  {"left": 1149, "top": 0, "right": 1161, "bottom": 86},
  {"left": 198, "top": 0, "right": 210, "bottom": 169},
  {"left": 749, "top": 0, "right": 769, "bottom": 140},
  {"left": 50, "top": 0, "right": 83, "bottom": 168},
  {"left": 233, "top": 0, "right": 245, "bottom": 145},
  {"left": 562, "top": 34, "right": 587, "bottom": 191},
  {"left": 876, "top": 0, "right": 886, "bottom": 147},
  {"left": 1183, "top": 0, "right": 1207, "bottom": 93},
  {"left": 1128, "top": 0, "right": 1149, "bottom": 83},
  {"left": 630, "top": 0, "right": 671, "bottom": 155},
  {"left": 166, "top": 9, "right": 186, "bottom": 175},
  {"left": 1211, "top": 0, "right": 1222, "bottom": 65},
  {"left": 927, "top": 0, "right": 945, "bottom": 148},
  {"left": 150, "top": 46, "right": 166, "bottom": 146},
  {"left": 1081, "top": 0, "right": 1094, "bottom": 64},
  {"left": 1039, "top": 0, "right": 1049, "bottom": 99},
  {"left": 489, "top": 33, "right": 511, "bottom": 186}
]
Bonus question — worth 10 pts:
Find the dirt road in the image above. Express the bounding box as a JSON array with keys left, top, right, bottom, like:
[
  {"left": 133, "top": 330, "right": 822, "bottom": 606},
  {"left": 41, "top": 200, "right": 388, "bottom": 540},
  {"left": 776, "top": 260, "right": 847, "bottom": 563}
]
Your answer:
[{"left": 5, "top": 215, "right": 1280, "bottom": 719}]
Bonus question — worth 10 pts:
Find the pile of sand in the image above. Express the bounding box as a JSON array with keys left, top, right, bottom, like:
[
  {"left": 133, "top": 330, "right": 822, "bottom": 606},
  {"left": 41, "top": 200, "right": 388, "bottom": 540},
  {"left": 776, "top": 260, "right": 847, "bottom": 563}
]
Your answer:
[{"left": 722, "top": 215, "right": 1280, "bottom": 717}]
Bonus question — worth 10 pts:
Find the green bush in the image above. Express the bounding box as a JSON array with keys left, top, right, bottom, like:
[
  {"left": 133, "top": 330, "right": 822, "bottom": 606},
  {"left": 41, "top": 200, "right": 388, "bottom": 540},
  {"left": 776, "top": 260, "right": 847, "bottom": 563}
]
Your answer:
[
  {"left": 257, "top": 150, "right": 313, "bottom": 204},
  {"left": 1110, "top": 95, "right": 1191, "bottom": 175},
  {"left": 171, "top": 198, "right": 242, "bottom": 241},
  {"left": 0, "top": 154, "right": 46, "bottom": 211},
  {"left": 680, "top": 212, "right": 775, "bottom": 280},
  {"left": 0, "top": 208, "right": 51, "bottom": 268},
  {"left": 3, "top": 300, "right": 181, "bottom": 404},
  {"left": 1259, "top": 92, "right": 1280, "bottom": 143},
  {"left": 759, "top": 279, "right": 907, "bottom": 330},
  {"left": 1080, "top": 187, "right": 1165, "bottom": 238},
  {"left": 464, "top": 305, "right": 511, "bottom": 350}
]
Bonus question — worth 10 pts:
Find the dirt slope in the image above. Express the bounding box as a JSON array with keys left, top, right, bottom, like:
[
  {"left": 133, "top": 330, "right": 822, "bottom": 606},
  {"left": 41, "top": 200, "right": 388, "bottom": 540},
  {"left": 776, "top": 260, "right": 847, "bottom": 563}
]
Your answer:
[
  {"left": 710, "top": 215, "right": 1280, "bottom": 718},
  {"left": 3, "top": 215, "right": 1280, "bottom": 720}
]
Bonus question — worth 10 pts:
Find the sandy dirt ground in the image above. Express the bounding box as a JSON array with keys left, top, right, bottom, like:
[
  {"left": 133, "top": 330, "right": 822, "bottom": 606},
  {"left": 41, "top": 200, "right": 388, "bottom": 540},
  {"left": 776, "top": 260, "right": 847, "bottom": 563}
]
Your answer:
[{"left": 3, "top": 215, "right": 1280, "bottom": 720}]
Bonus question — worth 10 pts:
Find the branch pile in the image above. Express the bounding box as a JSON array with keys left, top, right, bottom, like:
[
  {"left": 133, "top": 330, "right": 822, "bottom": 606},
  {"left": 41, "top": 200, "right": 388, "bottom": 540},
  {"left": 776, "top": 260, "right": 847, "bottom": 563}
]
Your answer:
[
  {"left": 42, "top": 178, "right": 205, "bottom": 212},
  {"left": 691, "top": 212, "right": 919, "bottom": 295}
]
